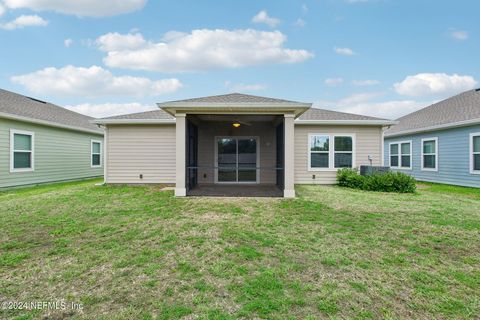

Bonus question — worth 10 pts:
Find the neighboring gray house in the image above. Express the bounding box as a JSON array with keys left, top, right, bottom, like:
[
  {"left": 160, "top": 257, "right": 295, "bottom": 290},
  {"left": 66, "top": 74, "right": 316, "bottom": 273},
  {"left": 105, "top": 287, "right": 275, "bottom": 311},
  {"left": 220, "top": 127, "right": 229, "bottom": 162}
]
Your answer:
[
  {"left": 384, "top": 89, "right": 480, "bottom": 188},
  {"left": 0, "top": 89, "right": 104, "bottom": 188},
  {"left": 93, "top": 93, "right": 395, "bottom": 198}
]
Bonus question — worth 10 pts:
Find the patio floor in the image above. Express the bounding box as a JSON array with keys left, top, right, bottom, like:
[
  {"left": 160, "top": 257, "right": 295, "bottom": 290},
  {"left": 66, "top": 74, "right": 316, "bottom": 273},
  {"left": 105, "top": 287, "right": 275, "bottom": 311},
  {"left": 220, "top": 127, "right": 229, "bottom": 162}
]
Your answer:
[{"left": 187, "top": 184, "right": 283, "bottom": 197}]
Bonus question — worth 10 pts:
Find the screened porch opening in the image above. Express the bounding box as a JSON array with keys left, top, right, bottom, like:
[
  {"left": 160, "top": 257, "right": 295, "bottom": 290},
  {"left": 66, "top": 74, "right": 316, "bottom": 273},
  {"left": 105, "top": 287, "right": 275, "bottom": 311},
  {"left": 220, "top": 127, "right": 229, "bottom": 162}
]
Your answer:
[{"left": 185, "top": 114, "right": 285, "bottom": 197}]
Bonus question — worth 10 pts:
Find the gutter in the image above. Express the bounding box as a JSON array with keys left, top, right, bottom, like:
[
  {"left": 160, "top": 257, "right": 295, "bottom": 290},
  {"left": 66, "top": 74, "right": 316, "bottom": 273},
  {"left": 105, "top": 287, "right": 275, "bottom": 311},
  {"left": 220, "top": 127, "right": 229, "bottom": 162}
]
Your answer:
[
  {"left": 295, "top": 119, "right": 398, "bottom": 126},
  {"left": 0, "top": 112, "right": 103, "bottom": 135},
  {"left": 91, "top": 119, "right": 176, "bottom": 125},
  {"left": 92, "top": 118, "right": 397, "bottom": 126},
  {"left": 385, "top": 118, "right": 480, "bottom": 138},
  {"left": 158, "top": 103, "right": 312, "bottom": 118}
]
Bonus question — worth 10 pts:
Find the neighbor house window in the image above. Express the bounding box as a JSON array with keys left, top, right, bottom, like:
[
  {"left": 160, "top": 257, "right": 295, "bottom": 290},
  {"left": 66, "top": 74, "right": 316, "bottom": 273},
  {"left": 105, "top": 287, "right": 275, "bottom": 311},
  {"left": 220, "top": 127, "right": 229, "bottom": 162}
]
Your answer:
[
  {"left": 10, "top": 129, "right": 34, "bottom": 172},
  {"left": 421, "top": 138, "right": 438, "bottom": 171},
  {"left": 389, "top": 141, "right": 412, "bottom": 169},
  {"left": 308, "top": 134, "right": 355, "bottom": 170},
  {"left": 91, "top": 140, "right": 102, "bottom": 167},
  {"left": 471, "top": 133, "right": 480, "bottom": 174}
]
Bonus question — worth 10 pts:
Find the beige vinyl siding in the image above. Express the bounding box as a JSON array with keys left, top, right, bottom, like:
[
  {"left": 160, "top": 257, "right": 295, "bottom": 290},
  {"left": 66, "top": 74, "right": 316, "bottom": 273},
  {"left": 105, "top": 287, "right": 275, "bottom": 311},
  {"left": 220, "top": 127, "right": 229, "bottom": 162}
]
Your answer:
[
  {"left": 294, "top": 125, "right": 383, "bottom": 184},
  {"left": 0, "top": 118, "right": 103, "bottom": 188},
  {"left": 197, "top": 121, "right": 276, "bottom": 184},
  {"left": 106, "top": 124, "right": 176, "bottom": 184}
]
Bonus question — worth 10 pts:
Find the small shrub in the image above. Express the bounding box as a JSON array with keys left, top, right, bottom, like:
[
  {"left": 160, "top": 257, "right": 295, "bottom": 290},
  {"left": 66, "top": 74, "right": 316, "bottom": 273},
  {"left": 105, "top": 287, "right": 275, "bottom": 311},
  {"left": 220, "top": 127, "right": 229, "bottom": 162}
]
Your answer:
[{"left": 336, "top": 168, "right": 416, "bottom": 193}]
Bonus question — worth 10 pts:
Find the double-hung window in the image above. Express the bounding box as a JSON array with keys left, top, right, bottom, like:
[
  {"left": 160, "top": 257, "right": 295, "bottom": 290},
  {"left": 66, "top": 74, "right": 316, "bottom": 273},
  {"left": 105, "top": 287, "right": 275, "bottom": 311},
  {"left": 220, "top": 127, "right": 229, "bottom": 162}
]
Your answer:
[
  {"left": 91, "top": 140, "right": 102, "bottom": 167},
  {"left": 334, "top": 136, "right": 354, "bottom": 168},
  {"left": 389, "top": 141, "right": 412, "bottom": 169},
  {"left": 471, "top": 133, "right": 480, "bottom": 174},
  {"left": 309, "top": 134, "right": 354, "bottom": 170},
  {"left": 421, "top": 138, "right": 438, "bottom": 171},
  {"left": 10, "top": 130, "right": 34, "bottom": 172},
  {"left": 309, "top": 135, "right": 330, "bottom": 168}
]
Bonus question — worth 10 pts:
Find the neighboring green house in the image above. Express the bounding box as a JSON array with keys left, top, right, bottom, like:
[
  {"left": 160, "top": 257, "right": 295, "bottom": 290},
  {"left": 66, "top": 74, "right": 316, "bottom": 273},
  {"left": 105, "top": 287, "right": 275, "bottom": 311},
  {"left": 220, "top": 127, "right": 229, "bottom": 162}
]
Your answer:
[{"left": 0, "top": 89, "right": 104, "bottom": 189}]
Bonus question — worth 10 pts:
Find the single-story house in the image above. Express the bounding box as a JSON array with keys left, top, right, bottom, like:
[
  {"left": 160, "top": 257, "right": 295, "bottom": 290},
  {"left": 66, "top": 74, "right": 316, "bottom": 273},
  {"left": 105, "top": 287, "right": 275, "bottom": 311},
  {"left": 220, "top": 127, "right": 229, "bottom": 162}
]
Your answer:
[
  {"left": 384, "top": 88, "right": 480, "bottom": 188},
  {"left": 93, "top": 93, "right": 395, "bottom": 197},
  {"left": 0, "top": 88, "right": 104, "bottom": 189}
]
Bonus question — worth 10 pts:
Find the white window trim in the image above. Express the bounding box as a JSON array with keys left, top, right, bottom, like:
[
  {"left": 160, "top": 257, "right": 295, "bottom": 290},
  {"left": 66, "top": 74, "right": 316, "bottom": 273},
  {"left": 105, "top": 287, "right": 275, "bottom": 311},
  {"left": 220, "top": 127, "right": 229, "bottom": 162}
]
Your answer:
[
  {"left": 214, "top": 136, "right": 260, "bottom": 184},
  {"left": 91, "top": 139, "right": 103, "bottom": 168},
  {"left": 389, "top": 140, "right": 412, "bottom": 170},
  {"left": 10, "top": 129, "right": 35, "bottom": 173},
  {"left": 421, "top": 137, "right": 438, "bottom": 172},
  {"left": 308, "top": 133, "right": 356, "bottom": 171},
  {"left": 470, "top": 132, "right": 480, "bottom": 175}
]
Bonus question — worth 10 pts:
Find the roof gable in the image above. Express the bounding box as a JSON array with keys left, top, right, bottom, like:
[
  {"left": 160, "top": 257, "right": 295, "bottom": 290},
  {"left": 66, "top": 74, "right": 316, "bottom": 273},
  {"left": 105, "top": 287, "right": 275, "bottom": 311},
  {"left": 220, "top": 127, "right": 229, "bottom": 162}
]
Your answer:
[
  {"left": 385, "top": 89, "right": 480, "bottom": 136},
  {"left": 158, "top": 93, "right": 306, "bottom": 105},
  {"left": 0, "top": 89, "right": 102, "bottom": 134}
]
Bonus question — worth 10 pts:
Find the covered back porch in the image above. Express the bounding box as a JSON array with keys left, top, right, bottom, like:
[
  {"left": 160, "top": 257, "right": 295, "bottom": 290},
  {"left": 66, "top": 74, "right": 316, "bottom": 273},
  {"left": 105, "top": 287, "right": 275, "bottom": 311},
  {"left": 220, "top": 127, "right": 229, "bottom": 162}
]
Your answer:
[{"left": 158, "top": 93, "right": 311, "bottom": 198}]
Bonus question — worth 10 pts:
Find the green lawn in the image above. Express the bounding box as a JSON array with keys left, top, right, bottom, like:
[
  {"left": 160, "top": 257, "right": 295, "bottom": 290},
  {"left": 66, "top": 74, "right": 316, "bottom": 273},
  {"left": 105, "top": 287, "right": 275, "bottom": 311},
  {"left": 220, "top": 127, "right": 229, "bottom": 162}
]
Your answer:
[{"left": 0, "top": 180, "right": 479, "bottom": 319}]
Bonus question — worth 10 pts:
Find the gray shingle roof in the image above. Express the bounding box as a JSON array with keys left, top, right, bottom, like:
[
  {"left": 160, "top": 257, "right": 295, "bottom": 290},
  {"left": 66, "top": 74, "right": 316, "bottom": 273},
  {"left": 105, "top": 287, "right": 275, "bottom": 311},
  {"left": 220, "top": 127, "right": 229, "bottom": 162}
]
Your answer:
[
  {"left": 0, "top": 88, "right": 102, "bottom": 133},
  {"left": 158, "top": 93, "right": 307, "bottom": 105},
  {"left": 100, "top": 109, "right": 174, "bottom": 120},
  {"left": 385, "top": 89, "right": 480, "bottom": 136},
  {"left": 298, "top": 107, "right": 389, "bottom": 121}
]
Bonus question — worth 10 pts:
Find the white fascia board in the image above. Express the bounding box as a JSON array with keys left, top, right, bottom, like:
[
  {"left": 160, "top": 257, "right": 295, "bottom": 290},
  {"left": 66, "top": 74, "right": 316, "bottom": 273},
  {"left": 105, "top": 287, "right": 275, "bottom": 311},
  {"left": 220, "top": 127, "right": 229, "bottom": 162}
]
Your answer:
[
  {"left": 91, "top": 119, "right": 176, "bottom": 125},
  {"left": 158, "top": 102, "right": 312, "bottom": 108},
  {"left": 295, "top": 119, "right": 398, "bottom": 126},
  {"left": 385, "top": 118, "right": 480, "bottom": 138},
  {"left": 159, "top": 103, "right": 312, "bottom": 117},
  {"left": 0, "top": 112, "right": 103, "bottom": 135}
]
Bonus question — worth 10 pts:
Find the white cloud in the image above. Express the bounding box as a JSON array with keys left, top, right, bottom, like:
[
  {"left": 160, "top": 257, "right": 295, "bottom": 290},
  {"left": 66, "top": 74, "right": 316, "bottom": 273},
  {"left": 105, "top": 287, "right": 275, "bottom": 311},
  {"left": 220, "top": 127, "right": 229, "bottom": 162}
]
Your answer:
[
  {"left": 334, "top": 47, "right": 355, "bottom": 56},
  {"left": 1, "top": 14, "right": 48, "bottom": 30},
  {"left": 11, "top": 65, "right": 182, "bottom": 98},
  {"left": 252, "top": 10, "right": 280, "bottom": 27},
  {"left": 302, "top": 4, "right": 308, "bottom": 14},
  {"left": 100, "top": 29, "right": 313, "bottom": 73},
  {"left": 3, "top": 0, "right": 146, "bottom": 17},
  {"left": 449, "top": 30, "right": 468, "bottom": 41},
  {"left": 316, "top": 92, "right": 433, "bottom": 119},
  {"left": 324, "top": 78, "right": 343, "bottom": 86},
  {"left": 294, "top": 18, "right": 306, "bottom": 27},
  {"left": 0, "top": 3, "right": 6, "bottom": 17},
  {"left": 65, "top": 102, "right": 156, "bottom": 118},
  {"left": 352, "top": 79, "right": 380, "bottom": 86},
  {"left": 339, "top": 100, "right": 429, "bottom": 119},
  {"left": 95, "top": 32, "right": 147, "bottom": 51},
  {"left": 394, "top": 73, "right": 477, "bottom": 97},
  {"left": 64, "top": 38, "right": 73, "bottom": 47},
  {"left": 224, "top": 81, "right": 266, "bottom": 92}
]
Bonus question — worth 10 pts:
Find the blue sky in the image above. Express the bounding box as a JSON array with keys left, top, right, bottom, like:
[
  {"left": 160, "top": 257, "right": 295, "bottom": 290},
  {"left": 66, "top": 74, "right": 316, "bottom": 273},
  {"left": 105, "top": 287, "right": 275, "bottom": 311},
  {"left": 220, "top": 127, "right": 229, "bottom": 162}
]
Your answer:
[{"left": 0, "top": 0, "right": 479, "bottom": 119}]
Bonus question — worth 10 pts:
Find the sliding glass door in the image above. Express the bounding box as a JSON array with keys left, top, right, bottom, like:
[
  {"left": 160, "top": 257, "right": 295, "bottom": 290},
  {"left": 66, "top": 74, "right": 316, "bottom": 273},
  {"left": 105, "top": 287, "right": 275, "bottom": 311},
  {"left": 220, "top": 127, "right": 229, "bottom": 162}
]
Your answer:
[{"left": 216, "top": 137, "right": 258, "bottom": 183}]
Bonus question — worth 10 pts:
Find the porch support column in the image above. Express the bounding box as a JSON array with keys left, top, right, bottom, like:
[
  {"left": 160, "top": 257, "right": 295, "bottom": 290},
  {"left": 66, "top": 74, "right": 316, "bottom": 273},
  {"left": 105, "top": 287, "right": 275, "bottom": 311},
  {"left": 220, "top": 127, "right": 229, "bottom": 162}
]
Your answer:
[
  {"left": 175, "top": 113, "right": 187, "bottom": 197},
  {"left": 284, "top": 113, "right": 295, "bottom": 198}
]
